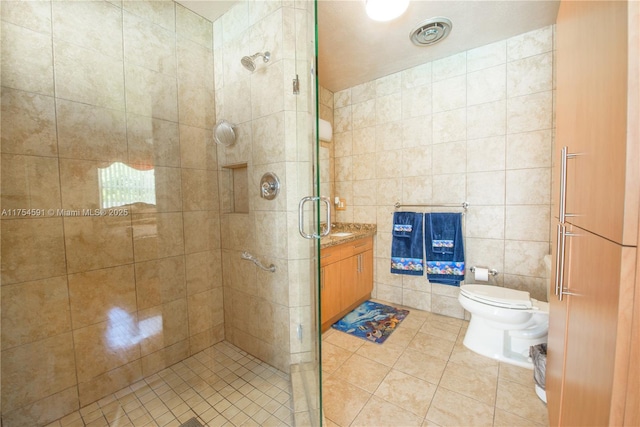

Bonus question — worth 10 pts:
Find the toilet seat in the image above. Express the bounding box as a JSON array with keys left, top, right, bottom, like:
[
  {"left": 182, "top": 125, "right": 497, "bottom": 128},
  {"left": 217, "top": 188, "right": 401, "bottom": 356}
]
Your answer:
[{"left": 460, "top": 284, "right": 533, "bottom": 310}]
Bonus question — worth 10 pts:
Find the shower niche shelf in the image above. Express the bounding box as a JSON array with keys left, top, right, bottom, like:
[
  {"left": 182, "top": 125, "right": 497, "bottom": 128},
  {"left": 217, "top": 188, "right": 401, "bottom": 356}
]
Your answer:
[{"left": 221, "top": 163, "right": 249, "bottom": 213}]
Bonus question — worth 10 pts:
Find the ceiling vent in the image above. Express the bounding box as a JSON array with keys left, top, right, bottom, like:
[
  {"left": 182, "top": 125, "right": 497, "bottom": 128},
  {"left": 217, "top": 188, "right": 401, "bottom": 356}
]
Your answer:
[{"left": 410, "top": 17, "right": 453, "bottom": 46}]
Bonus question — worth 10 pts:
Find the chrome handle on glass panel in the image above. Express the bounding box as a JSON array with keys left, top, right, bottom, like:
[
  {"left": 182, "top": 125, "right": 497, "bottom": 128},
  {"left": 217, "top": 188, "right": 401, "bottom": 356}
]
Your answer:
[{"left": 298, "top": 196, "right": 332, "bottom": 239}]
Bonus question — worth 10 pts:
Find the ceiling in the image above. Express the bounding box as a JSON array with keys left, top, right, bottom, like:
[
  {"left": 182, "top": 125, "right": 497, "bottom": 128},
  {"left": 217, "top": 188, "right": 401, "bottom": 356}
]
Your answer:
[{"left": 177, "top": 0, "right": 560, "bottom": 92}]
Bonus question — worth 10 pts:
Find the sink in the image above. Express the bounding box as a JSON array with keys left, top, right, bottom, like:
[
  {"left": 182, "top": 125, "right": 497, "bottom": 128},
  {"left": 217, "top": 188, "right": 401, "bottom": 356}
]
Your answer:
[{"left": 330, "top": 232, "right": 352, "bottom": 237}]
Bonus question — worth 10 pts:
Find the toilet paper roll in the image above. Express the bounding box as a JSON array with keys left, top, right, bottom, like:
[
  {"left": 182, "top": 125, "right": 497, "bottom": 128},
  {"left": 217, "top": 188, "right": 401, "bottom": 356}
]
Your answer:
[{"left": 474, "top": 267, "right": 489, "bottom": 282}]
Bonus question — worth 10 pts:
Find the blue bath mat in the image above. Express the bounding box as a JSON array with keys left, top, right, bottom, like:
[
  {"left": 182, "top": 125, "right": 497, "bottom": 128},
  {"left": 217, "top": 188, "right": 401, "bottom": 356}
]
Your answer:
[{"left": 332, "top": 301, "right": 409, "bottom": 344}]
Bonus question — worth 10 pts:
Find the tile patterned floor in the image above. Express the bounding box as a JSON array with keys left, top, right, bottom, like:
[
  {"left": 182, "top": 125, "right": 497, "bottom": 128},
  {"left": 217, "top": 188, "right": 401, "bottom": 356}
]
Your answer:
[
  {"left": 46, "top": 342, "right": 294, "bottom": 427},
  {"left": 321, "top": 301, "right": 549, "bottom": 427}
]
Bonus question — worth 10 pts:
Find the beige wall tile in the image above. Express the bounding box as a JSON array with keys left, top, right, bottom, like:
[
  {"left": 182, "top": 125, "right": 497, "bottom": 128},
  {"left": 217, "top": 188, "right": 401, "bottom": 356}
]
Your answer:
[
  {"left": 179, "top": 125, "right": 210, "bottom": 170},
  {"left": 138, "top": 298, "right": 188, "bottom": 355},
  {"left": 352, "top": 99, "right": 382, "bottom": 130},
  {"left": 77, "top": 360, "right": 143, "bottom": 408},
  {"left": 140, "top": 339, "right": 189, "bottom": 377},
  {"left": 183, "top": 211, "right": 212, "bottom": 253},
  {"left": 59, "top": 159, "right": 103, "bottom": 210},
  {"left": 126, "top": 115, "right": 180, "bottom": 167},
  {"left": 185, "top": 251, "right": 215, "bottom": 295},
  {"left": 507, "top": 26, "right": 553, "bottom": 61},
  {"left": 402, "top": 62, "right": 432, "bottom": 90},
  {"left": 467, "top": 136, "right": 506, "bottom": 173},
  {"left": 467, "top": 40, "right": 506, "bottom": 72},
  {"left": 505, "top": 205, "right": 551, "bottom": 242},
  {"left": 1, "top": 333, "right": 77, "bottom": 412},
  {"left": 52, "top": 1, "right": 123, "bottom": 59},
  {"left": 1, "top": 87, "right": 58, "bottom": 157},
  {"left": 376, "top": 72, "right": 401, "bottom": 97},
  {"left": 68, "top": 265, "right": 136, "bottom": 329},
  {"left": 432, "top": 52, "right": 466, "bottom": 82},
  {"left": 176, "top": 4, "right": 213, "bottom": 48},
  {"left": 504, "top": 240, "right": 549, "bottom": 277},
  {"left": 54, "top": 39, "right": 125, "bottom": 111},
  {"left": 433, "top": 75, "right": 467, "bottom": 113},
  {"left": 1, "top": 22, "right": 54, "bottom": 95},
  {"left": 506, "top": 168, "right": 550, "bottom": 205},
  {"left": 1, "top": 276, "right": 71, "bottom": 349},
  {"left": 467, "top": 99, "right": 506, "bottom": 139},
  {"left": 64, "top": 216, "right": 133, "bottom": 273},
  {"left": 1, "top": 218, "right": 67, "bottom": 285},
  {"left": 73, "top": 318, "right": 141, "bottom": 383},
  {"left": 467, "top": 64, "right": 506, "bottom": 106},
  {"left": 122, "top": 0, "right": 175, "bottom": 32},
  {"left": 123, "top": 11, "right": 176, "bottom": 76},
  {"left": 177, "top": 39, "right": 215, "bottom": 129},
  {"left": 375, "top": 93, "right": 401, "bottom": 124},
  {"left": 181, "top": 168, "right": 211, "bottom": 211},
  {"left": 1, "top": 0, "right": 52, "bottom": 33},
  {"left": 187, "top": 289, "right": 216, "bottom": 335},
  {"left": 433, "top": 108, "right": 466, "bottom": 143},
  {"left": 1, "top": 153, "right": 61, "bottom": 211},
  {"left": 135, "top": 255, "right": 186, "bottom": 309},
  {"left": 132, "top": 212, "right": 185, "bottom": 262},
  {"left": 0, "top": 387, "right": 78, "bottom": 427},
  {"left": 149, "top": 166, "right": 184, "bottom": 213},
  {"left": 251, "top": 112, "right": 285, "bottom": 165},
  {"left": 124, "top": 63, "right": 178, "bottom": 122},
  {"left": 506, "top": 129, "right": 552, "bottom": 170},
  {"left": 351, "top": 81, "right": 376, "bottom": 103},
  {"left": 507, "top": 52, "right": 553, "bottom": 98},
  {"left": 507, "top": 91, "right": 553, "bottom": 133},
  {"left": 56, "top": 99, "right": 127, "bottom": 162}
]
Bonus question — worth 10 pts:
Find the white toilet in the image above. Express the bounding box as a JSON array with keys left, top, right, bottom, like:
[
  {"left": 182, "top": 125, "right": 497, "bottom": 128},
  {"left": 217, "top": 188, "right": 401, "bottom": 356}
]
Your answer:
[{"left": 458, "top": 284, "right": 549, "bottom": 370}]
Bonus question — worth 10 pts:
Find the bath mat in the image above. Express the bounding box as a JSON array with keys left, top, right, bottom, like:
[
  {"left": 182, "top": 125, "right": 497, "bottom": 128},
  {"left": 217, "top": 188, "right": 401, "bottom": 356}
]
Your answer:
[
  {"left": 179, "top": 418, "right": 204, "bottom": 427},
  {"left": 332, "top": 300, "right": 409, "bottom": 344}
]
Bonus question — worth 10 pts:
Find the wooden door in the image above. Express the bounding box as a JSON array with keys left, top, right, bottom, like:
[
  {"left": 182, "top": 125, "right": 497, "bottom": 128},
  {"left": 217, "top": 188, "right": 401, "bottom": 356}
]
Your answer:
[
  {"left": 556, "top": 0, "right": 632, "bottom": 244},
  {"left": 339, "top": 255, "right": 359, "bottom": 312},
  {"left": 559, "top": 224, "right": 621, "bottom": 426},
  {"left": 357, "top": 249, "right": 373, "bottom": 298},
  {"left": 321, "top": 262, "right": 342, "bottom": 327},
  {"left": 547, "top": 225, "right": 570, "bottom": 427}
]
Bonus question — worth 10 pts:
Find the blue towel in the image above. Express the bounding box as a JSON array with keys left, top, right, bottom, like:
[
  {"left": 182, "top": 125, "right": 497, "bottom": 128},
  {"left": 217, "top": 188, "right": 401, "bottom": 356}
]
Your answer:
[
  {"left": 390, "top": 212, "right": 424, "bottom": 276},
  {"left": 424, "top": 213, "right": 465, "bottom": 286}
]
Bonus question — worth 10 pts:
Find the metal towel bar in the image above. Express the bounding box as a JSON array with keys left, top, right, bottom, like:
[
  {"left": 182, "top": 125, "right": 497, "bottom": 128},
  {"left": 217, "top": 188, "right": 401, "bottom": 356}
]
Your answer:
[
  {"left": 241, "top": 251, "right": 276, "bottom": 273},
  {"left": 394, "top": 201, "right": 468, "bottom": 211}
]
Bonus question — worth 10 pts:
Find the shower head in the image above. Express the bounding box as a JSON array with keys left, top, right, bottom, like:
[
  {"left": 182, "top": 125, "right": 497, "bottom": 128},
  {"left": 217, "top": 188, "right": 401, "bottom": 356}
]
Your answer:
[{"left": 240, "top": 51, "right": 271, "bottom": 72}]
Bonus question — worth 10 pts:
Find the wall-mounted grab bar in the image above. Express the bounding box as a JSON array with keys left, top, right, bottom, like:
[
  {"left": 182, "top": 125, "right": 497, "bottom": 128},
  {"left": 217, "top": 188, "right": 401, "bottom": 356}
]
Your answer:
[{"left": 241, "top": 251, "right": 276, "bottom": 273}]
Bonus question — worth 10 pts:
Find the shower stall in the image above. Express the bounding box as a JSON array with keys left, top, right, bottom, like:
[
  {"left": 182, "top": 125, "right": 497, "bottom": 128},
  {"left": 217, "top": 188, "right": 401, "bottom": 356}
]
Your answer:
[{"left": 0, "top": 0, "right": 322, "bottom": 426}]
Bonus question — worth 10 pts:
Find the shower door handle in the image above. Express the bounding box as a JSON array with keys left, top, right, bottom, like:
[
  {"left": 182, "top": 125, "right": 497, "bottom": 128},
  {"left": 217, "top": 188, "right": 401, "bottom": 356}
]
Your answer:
[{"left": 298, "top": 196, "right": 331, "bottom": 239}]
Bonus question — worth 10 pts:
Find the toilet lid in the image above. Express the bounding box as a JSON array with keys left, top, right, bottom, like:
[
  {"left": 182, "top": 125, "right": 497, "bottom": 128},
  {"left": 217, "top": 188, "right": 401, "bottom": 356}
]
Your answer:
[{"left": 460, "top": 284, "right": 533, "bottom": 309}]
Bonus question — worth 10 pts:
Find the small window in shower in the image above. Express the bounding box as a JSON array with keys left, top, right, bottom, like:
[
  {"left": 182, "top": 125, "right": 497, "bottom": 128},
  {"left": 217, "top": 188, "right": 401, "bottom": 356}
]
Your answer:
[{"left": 221, "top": 163, "right": 249, "bottom": 213}]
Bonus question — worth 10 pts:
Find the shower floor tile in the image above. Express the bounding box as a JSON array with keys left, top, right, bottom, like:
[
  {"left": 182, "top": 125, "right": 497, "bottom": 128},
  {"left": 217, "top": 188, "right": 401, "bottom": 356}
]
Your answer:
[
  {"left": 322, "top": 300, "right": 549, "bottom": 427},
  {"left": 45, "top": 342, "right": 293, "bottom": 427}
]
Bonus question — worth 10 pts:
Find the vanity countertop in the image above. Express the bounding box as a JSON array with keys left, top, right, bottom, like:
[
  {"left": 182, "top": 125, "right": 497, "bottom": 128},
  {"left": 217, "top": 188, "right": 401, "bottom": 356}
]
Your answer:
[{"left": 320, "top": 222, "right": 377, "bottom": 249}]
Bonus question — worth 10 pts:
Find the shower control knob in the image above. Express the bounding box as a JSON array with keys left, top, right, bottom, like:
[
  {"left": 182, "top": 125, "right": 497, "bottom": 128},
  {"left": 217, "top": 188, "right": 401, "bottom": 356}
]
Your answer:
[{"left": 259, "top": 172, "right": 280, "bottom": 200}]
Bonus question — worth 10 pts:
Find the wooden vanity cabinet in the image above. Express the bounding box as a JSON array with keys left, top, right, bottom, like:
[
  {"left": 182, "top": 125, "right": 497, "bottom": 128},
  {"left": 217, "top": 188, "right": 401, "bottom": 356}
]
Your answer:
[{"left": 320, "top": 236, "right": 374, "bottom": 332}]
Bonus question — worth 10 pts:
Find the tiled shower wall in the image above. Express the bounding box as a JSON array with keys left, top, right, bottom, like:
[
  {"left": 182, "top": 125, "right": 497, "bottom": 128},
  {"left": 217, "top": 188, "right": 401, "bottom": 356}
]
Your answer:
[
  {"left": 0, "top": 1, "right": 222, "bottom": 425},
  {"left": 330, "top": 26, "right": 555, "bottom": 317},
  {"left": 213, "top": 2, "right": 316, "bottom": 372}
]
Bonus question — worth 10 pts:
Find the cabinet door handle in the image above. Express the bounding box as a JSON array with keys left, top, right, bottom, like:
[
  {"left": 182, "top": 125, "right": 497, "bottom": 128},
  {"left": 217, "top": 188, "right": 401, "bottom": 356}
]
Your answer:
[
  {"left": 554, "top": 224, "right": 563, "bottom": 297},
  {"left": 557, "top": 227, "right": 579, "bottom": 302},
  {"left": 320, "top": 268, "right": 324, "bottom": 290},
  {"left": 357, "top": 254, "right": 362, "bottom": 273},
  {"left": 559, "top": 146, "right": 579, "bottom": 222}
]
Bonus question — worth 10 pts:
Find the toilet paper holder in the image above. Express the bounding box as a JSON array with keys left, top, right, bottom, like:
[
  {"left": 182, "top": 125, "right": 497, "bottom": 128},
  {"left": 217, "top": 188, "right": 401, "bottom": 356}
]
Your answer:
[{"left": 469, "top": 266, "right": 499, "bottom": 276}]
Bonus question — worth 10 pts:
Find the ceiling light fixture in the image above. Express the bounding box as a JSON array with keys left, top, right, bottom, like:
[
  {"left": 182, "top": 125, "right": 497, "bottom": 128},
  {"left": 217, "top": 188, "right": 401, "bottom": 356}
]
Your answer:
[{"left": 365, "top": 0, "right": 410, "bottom": 22}]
